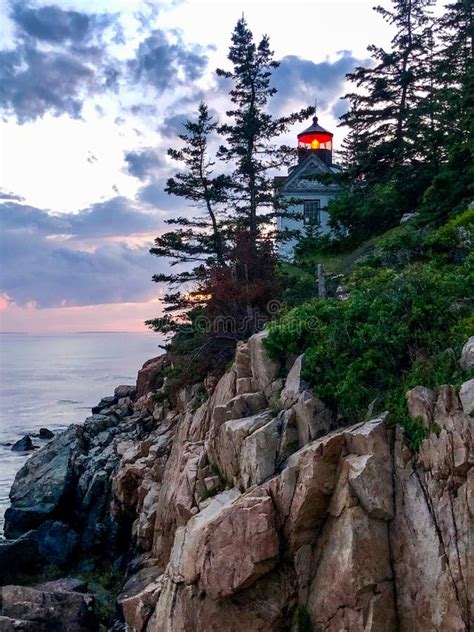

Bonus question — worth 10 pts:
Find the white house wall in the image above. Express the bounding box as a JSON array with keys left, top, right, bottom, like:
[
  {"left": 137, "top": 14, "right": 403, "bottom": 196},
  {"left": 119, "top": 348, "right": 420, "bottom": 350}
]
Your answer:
[{"left": 278, "top": 190, "right": 335, "bottom": 259}]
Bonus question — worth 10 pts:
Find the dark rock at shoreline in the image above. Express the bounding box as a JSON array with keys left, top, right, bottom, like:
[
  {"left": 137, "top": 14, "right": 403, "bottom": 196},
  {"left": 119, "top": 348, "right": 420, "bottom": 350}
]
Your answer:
[
  {"left": 4, "top": 388, "right": 155, "bottom": 561},
  {"left": 91, "top": 396, "right": 117, "bottom": 414},
  {"left": 4, "top": 425, "right": 84, "bottom": 539},
  {"left": 114, "top": 385, "right": 136, "bottom": 400},
  {"left": 11, "top": 436, "right": 34, "bottom": 453},
  {"left": 38, "top": 428, "right": 54, "bottom": 440},
  {"left": 23, "top": 521, "right": 79, "bottom": 567},
  {"left": 0, "top": 538, "right": 42, "bottom": 584}
]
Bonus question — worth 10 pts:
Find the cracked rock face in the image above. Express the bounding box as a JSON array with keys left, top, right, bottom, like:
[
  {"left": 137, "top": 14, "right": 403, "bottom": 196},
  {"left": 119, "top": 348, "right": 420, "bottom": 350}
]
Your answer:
[{"left": 3, "top": 333, "right": 472, "bottom": 632}]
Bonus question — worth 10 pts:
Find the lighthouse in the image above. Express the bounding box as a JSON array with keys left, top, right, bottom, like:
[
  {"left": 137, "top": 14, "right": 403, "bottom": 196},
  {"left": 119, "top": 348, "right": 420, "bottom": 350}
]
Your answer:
[{"left": 276, "top": 115, "right": 341, "bottom": 258}]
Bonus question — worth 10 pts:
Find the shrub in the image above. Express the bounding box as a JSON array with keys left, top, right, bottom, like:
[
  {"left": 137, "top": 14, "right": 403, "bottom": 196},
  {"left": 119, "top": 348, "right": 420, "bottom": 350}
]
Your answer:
[
  {"left": 426, "top": 208, "right": 474, "bottom": 262},
  {"left": 265, "top": 260, "right": 473, "bottom": 434}
]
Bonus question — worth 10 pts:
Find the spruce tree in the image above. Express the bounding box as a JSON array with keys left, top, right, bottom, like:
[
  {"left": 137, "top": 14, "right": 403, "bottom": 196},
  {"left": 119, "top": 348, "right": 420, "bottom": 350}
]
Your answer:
[
  {"left": 340, "top": 0, "right": 435, "bottom": 200},
  {"left": 148, "top": 18, "right": 314, "bottom": 339},
  {"left": 216, "top": 17, "right": 313, "bottom": 242},
  {"left": 147, "top": 103, "right": 230, "bottom": 333},
  {"left": 420, "top": 1, "right": 474, "bottom": 220}
]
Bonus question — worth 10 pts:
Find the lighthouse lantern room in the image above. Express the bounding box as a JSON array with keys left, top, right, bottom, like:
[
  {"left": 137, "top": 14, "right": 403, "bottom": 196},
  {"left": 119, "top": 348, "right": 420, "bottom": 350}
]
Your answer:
[{"left": 297, "top": 116, "right": 334, "bottom": 165}]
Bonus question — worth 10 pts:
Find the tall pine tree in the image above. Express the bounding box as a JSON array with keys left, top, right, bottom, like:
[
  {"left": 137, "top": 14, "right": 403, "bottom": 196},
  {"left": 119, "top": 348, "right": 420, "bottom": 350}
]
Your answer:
[
  {"left": 148, "top": 18, "right": 313, "bottom": 347},
  {"left": 216, "top": 17, "right": 313, "bottom": 242},
  {"left": 147, "top": 104, "right": 231, "bottom": 334},
  {"left": 420, "top": 0, "right": 474, "bottom": 220},
  {"left": 340, "top": 0, "right": 435, "bottom": 201}
]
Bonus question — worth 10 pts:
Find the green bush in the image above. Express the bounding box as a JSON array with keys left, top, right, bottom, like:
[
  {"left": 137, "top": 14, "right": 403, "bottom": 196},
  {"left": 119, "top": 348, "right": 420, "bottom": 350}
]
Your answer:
[
  {"left": 426, "top": 208, "right": 474, "bottom": 262},
  {"left": 326, "top": 183, "right": 404, "bottom": 249},
  {"left": 266, "top": 260, "right": 473, "bottom": 435}
]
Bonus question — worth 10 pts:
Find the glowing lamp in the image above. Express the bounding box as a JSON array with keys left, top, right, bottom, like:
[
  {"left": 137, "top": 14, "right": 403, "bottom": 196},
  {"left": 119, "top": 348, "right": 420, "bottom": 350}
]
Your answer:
[{"left": 297, "top": 116, "right": 334, "bottom": 164}]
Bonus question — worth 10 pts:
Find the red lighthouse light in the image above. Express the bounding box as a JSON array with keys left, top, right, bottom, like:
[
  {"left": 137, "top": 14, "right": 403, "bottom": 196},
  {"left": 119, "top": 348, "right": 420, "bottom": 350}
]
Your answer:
[
  {"left": 298, "top": 127, "right": 333, "bottom": 151},
  {"left": 297, "top": 116, "right": 333, "bottom": 164}
]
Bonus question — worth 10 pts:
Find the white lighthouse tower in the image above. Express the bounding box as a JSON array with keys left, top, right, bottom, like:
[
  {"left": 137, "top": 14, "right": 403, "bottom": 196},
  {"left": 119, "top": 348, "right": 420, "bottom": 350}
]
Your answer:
[{"left": 276, "top": 116, "right": 341, "bottom": 258}]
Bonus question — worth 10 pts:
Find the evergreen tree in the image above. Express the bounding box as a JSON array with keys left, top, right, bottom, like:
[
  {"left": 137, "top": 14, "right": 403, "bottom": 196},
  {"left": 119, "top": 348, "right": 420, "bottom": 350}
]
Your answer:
[
  {"left": 420, "top": 1, "right": 474, "bottom": 221},
  {"left": 216, "top": 17, "right": 313, "bottom": 242},
  {"left": 147, "top": 104, "right": 231, "bottom": 333},
  {"left": 148, "top": 18, "right": 311, "bottom": 344},
  {"left": 340, "top": 0, "right": 435, "bottom": 200}
]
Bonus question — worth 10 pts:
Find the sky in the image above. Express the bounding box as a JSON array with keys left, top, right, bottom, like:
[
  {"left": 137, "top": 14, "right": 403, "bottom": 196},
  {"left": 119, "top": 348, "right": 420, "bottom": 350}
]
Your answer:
[{"left": 0, "top": 0, "right": 438, "bottom": 333}]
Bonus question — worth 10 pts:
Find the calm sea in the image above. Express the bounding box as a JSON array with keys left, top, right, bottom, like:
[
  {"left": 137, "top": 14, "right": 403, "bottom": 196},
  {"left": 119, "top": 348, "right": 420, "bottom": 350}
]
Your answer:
[{"left": 0, "top": 332, "right": 163, "bottom": 537}]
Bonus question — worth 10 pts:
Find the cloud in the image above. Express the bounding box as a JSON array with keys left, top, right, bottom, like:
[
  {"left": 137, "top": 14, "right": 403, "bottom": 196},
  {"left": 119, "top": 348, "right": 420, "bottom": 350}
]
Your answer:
[
  {"left": 129, "top": 28, "right": 209, "bottom": 94},
  {"left": 271, "top": 51, "right": 366, "bottom": 112},
  {"left": 0, "top": 190, "right": 24, "bottom": 202},
  {"left": 10, "top": 3, "right": 113, "bottom": 44},
  {"left": 0, "top": 2, "right": 120, "bottom": 122},
  {"left": 1, "top": 229, "right": 159, "bottom": 307},
  {"left": 0, "top": 197, "right": 168, "bottom": 308},
  {"left": 331, "top": 98, "right": 349, "bottom": 119},
  {"left": 125, "top": 148, "right": 165, "bottom": 180},
  {"left": 0, "top": 197, "right": 164, "bottom": 239},
  {"left": 160, "top": 112, "right": 189, "bottom": 137},
  {"left": 0, "top": 45, "right": 96, "bottom": 122},
  {"left": 137, "top": 182, "right": 181, "bottom": 211}
]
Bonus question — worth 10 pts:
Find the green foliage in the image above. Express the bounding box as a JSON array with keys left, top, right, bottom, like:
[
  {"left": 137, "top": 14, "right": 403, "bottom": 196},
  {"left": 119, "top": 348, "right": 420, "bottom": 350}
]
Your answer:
[
  {"left": 396, "top": 415, "right": 429, "bottom": 452},
  {"left": 426, "top": 208, "right": 474, "bottom": 262},
  {"left": 334, "top": 0, "right": 473, "bottom": 244},
  {"left": 192, "top": 383, "right": 209, "bottom": 412},
  {"left": 292, "top": 605, "right": 313, "bottom": 632},
  {"left": 266, "top": 254, "right": 473, "bottom": 442},
  {"left": 327, "top": 183, "right": 404, "bottom": 248},
  {"left": 78, "top": 566, "right": 124, "bottom": 628},
  {"left": 269, "top": 398, "right": 282, "bottom": 417},
  {"left": 200, "top": 487, "right": 219, "bottom": 501},
  {"left": 420, "top": 141, "right": 474, "bottom": 225}
]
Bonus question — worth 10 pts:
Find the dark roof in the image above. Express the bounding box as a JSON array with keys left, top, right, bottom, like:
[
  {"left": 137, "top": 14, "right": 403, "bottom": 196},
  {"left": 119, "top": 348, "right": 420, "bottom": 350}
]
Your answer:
[{"left": 297, "top": 116, "right": 332, "bottom": 139}]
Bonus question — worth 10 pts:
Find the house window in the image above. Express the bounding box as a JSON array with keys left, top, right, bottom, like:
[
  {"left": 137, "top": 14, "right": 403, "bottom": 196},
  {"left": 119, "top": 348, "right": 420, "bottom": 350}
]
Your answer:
[{"left": 304, "top": 200, "right": 321, "bottom": 225}]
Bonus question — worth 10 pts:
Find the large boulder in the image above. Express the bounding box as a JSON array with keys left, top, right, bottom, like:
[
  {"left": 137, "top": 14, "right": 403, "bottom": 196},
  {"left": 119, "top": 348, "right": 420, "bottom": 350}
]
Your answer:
[
  {"left": 0, "top": 585, "right": 98, "bottom": 632},
  {"left": 0, "top": 538, "right": 42, "bottom": 585},
  {"left": 406, "top": 385, "right": 437, "bottom": 427},
  {"left": 239, "top": 417, "right": 281, "bottom": 488},
  {"left": 118, "top": 567, "right": 163, "bottom": 632},
  {"left": 459, "top": 336, "right": 474, "bottom": 370},
  {"left": 4, "top": 425, "right": 85, "bottom": 538},
  {"left": 168, "top": 488, "right": 278, "bottom": 599},
  {"left": 11, "top": 435, "right": 34, "bottom": 453},
  {"left": 215, "top": 411, "right": 272, "bottom": 484},
  {"left": 136, "top": 356, "right": 168, "bottom": 398},
  {"left": 247, "top": 331, "right": 280, "bottom": 393},
  {"left": 198, "top": 491, "right": 279, "bottom": 598},
  {"left": 38, "top": 428, "right": 54, "bottom": 440},
  {"left": 91, "top": 396, "right": 117, "bottom": 414},
  {"left": 114, "top": 384, "right": 136, "bottom": 400},
  {"left": 21, "top": 521, "right": 79, "bottom": 567},
  {"left": 459, "top": 379, "right": 474, "bottom": 416},
  {"left": 307, "top": 507, "right": 395, "bottom": 631}
]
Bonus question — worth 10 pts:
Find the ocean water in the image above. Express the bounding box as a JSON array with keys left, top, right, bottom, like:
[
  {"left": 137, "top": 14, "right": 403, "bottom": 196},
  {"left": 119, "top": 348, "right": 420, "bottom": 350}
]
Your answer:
[{"left": 0, "top": 332, "right": 163, "bottom": 536}]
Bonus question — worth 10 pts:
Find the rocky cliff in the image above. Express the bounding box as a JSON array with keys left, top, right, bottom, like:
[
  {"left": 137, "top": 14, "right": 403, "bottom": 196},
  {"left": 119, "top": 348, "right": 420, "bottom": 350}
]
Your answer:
[{"left": 1, "top": 334, "right": 473, "bottom": 632}]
